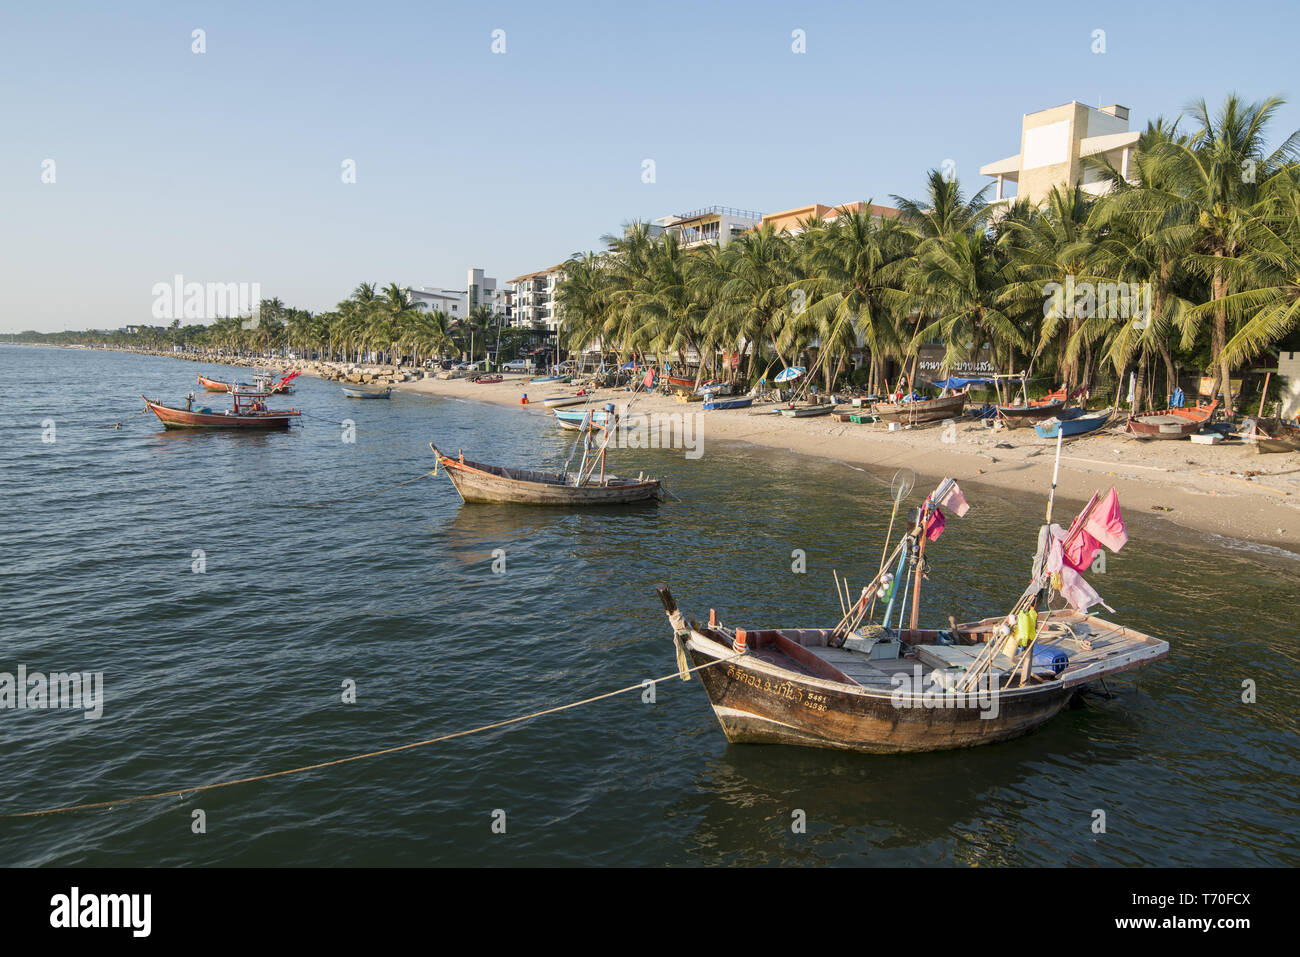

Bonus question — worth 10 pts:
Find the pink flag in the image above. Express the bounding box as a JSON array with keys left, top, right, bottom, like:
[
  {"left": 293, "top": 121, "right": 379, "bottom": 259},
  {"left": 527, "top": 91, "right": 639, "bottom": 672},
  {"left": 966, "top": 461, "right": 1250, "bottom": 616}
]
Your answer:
[
  {"left": 925, "top": 507, "right": 946, "bottom": 541},
  {"left": 1084, "top": 486, "right": 1128, "bottom": 552},
  {"left": 938, "top": 482, "right": 970, "bottom": 517},
  {"left": 643, "top": 370, "right": 655, "bottom": 389}
]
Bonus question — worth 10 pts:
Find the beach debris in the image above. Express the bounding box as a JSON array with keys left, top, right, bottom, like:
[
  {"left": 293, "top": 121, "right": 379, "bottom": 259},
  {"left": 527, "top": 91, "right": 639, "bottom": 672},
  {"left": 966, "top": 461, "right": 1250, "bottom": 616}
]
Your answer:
[{"left": 1152, "top": 505, "right": 1174, "bottom": 511}]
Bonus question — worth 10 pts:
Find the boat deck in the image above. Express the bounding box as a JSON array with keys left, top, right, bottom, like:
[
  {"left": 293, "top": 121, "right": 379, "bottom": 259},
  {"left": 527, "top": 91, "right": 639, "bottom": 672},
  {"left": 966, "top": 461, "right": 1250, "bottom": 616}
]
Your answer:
[{"left": 712, "top": 610, "right": 1167, "bottom": 691}]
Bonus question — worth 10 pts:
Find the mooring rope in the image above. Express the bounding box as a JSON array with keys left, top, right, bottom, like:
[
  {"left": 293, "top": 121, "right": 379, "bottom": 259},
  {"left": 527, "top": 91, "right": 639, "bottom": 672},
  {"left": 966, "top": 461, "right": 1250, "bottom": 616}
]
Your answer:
[{"left": 6, "top": 653, "right": 739, "bottom": 819}]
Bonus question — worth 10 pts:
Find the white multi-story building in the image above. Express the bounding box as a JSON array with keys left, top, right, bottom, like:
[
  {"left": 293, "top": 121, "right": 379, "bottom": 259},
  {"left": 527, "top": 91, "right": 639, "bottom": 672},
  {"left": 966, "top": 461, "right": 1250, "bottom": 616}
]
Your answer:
[
  {"left": 466, "top": 268, "right": 513, "bottom": 323},
  {"left": 508, "top": 264, "right": 565, "bottom": 332},
  {"left": 408, "top": 286, "right": 467, "bottom": 318},
  {"left": 653, "top": 205, "right": 763, "bottom": 247},
  {"left": 980, "top": 102, "right": 1140, "bottom": 207}
]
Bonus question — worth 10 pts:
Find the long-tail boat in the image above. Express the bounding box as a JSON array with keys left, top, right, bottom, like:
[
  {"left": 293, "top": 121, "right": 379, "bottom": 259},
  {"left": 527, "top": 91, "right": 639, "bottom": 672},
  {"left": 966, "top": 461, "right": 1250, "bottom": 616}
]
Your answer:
[
  {"left": 654, "top": 470, "right": 1167, "bottom": 753},
  {"left": 429, "top": 442, "right": 661, "bottom": 505},
  {"left": 703, "top": 394, "right": 755, "bottom": 411},
  {"left": 1126, "top": 401, "right": 1217, "bottom": 440},
  {"left": 142, "top": 391, "right": 300, "bottom": 429},
  {"left": 872, "top": 390, "right": 968, "bottom": 425},
  {"left": 553, "top": 407, "right": 619, "bottom": 430},
  {"left": 341, "top": 386, "right": 392, "bottom": 399},
  {"left": 1035, "top": 407, "right": 1114, "bottom": 439},
  {"left": 778, "top": 402, "right": 835, "bottom": 418},
  {"left": 197, "top": 373, "right": 232, "bottom": 392}
]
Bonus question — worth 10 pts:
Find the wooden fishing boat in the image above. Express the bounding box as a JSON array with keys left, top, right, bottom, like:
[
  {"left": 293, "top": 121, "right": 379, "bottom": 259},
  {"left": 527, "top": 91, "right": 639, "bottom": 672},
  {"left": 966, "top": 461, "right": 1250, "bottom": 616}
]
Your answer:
[
  {"left": 553, "top": 408, "right": 620, "bottom": 430},
  {"left": 873, "top": 391, "right": 968, "bottom": 425},
  {"left": 779, "top": 403, "right": 835, "bottom": 418},
  {"left": 1250, "top": 417, "right": 1300, "bottom": 453},
  {"left": 655, "top": 589, "right": 1166, "bottom": 753},
  {"left": 529, "top": 374, "right": 569, "bottom": 385},
  {"left": 696, "top": 380, "right": 732, "bottom": 397},
  {"left": 654, "top": 471, "right": 1167, "bottom": 754},
  {"left": 540, "top": 394, "right": 593, "bottom": 408},
  {"left": 197, "top": 373, "right": 232, "bottom": 392},
  {"left": 472, "top": 374, "right": 504, "bottom": 384},
  {"left": 430, "top": 442, "right": 661, "bottom": 505},
  {"left": 1126, "top": 401, "right": 1216, "bottom": 440},
  {"left": 341, "top": 386, "right": 392, "bottom": 399},
  {"left": 997, "top": 400, "right": 1065, "bottom": 429},
  {"left": 142, "top": 392, "right": 300, "bottom": 430},
  {"left": 1035, "top": 407, "right": 1114, "bottom": 439},
  {"left": 665, "top": 375, "right": 697, "bottom": 394},
  {"left": 702, "top": 394, "right": 754, "bottom": 411}
]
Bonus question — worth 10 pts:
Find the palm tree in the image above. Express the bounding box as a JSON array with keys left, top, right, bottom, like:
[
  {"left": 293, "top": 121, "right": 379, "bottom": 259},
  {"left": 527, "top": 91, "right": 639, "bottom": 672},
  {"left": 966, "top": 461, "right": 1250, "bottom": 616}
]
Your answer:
[{"left": 1146, "top": 95, "right": 1300, "bottom": 412}]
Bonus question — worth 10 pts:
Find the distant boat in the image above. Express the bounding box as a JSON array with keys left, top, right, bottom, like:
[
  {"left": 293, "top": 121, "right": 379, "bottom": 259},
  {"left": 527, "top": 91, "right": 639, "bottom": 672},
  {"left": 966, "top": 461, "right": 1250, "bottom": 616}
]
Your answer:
[
  {"left": 472, "top": 374, "right": 504, "bottom": 384},
  {"left": 1035, "top": 407, "right": 1114, "bottom": 439},
  {"left": 142, "top": 392, "right": 300, "bottom": 430},
  {"left": 541, "top": 394, "right": 595, "bottom": 408},
  {"left": 529, "top": 374, "right": 569, "bottom": 384},
  {"left": 779, "top": 403, "right": 835, "bottom": 418},
  {"left": 873, "top": 391, "right": 968, "bottom": 425},
  {"left": 1126, "top": 401, "right": 1217, "bottom": 440},
  {"left": 430, "top": 442, "right": 661, "bottom": 506},
  {"left": 197, "top": 373, "right": 233, "bottom": 392},
  {"left": 702, "top": 394, "right": 754, "bottom": 411},
  {"left": 341, "top": 386, "right": 392, "bottom": 399}
]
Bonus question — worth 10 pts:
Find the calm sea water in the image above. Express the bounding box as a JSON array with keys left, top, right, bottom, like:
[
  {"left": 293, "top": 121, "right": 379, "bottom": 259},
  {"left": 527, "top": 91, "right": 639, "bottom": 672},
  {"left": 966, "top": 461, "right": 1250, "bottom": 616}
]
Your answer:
[{"left": 1, "top": 345, "right": 1296, "bottom": 866}]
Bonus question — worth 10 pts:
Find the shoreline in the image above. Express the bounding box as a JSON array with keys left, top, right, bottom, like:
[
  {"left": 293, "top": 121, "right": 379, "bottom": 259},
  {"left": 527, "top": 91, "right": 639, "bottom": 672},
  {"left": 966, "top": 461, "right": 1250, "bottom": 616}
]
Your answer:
[{"left": 21, "top": 345, "right": 1300, "bottom": 557}]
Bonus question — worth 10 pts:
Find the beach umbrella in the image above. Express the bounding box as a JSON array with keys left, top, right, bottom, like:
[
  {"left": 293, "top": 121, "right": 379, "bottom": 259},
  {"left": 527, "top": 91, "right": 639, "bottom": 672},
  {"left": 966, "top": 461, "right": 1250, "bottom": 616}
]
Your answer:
[
  {"left": 774, "top": 366, "right": 805, "bottom": 383},
  {"left": 620, "top": 361, "right": 637, "bottom": 371}
]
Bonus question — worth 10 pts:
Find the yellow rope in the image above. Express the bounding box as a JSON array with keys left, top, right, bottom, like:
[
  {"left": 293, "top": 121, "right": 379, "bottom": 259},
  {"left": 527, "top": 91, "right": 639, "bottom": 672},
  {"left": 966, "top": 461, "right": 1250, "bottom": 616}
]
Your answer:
[{"left": 7, "top": 652, "right": 739, "bottom": 819}]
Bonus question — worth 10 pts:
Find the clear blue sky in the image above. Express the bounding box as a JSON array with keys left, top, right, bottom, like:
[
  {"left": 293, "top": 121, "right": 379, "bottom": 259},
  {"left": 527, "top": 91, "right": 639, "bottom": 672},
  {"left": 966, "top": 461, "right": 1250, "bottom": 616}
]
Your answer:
[{"left": 3, "top": 0, "right": 1298, "bottom": 332}]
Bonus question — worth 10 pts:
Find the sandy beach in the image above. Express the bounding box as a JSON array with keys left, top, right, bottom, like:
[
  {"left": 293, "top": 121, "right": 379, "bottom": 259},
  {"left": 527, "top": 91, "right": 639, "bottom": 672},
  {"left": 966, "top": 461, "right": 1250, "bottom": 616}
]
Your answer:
[{"left": 396, "top": 371, "right": 1300, "bottom": 556}]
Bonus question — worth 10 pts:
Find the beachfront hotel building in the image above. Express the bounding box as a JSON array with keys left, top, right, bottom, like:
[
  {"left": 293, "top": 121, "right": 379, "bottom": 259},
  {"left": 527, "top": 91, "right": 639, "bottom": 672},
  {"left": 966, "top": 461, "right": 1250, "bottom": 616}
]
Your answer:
[
  {"left": 980, "top": 102, "right": 1140, "bottom": 207},
  {"left": 759, "top": 201, "right": 899, "bottom": 234},
  {"left": 653, "top": 206, "right": 763, "bottom": 247},
  {"left": 408, "top": 286, "right": 467, "bottom": 317},
  {"left": 466, "top": 268, "right": 513, "bottom": 323},
  {"left": 508, "top": 264, "right": 566, "bottom": 333}
]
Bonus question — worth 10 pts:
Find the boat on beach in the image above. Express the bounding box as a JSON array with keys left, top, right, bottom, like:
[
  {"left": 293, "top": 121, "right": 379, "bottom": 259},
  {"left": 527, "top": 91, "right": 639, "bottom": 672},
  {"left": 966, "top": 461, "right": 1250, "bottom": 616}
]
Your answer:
[
  {"left": 654, "top": 472, "right": 1167, "bottom": 754},
  {"left": 1035, "top": 407, "right": 1114, "bottom": 439},
  {"left": 1126, "top": 401, "right": 1217, "bottom": 440},
  {"left": 702, "top": 393, "right": 754, "bottom": 411},
  {"left": 142, "top": 391, "right": 301, "bottom": 430},
  {"left": 472, "top": 374, "right": 504, "bottom": 384},
  {"left": 778, "top": 403, "right": 835, "bottom": 418},
  {"left": 873, "top": 390, "right": 968, "bottom": 425},
  {"left": 429, "top": 442, "right": 661, "bottom": 505}
]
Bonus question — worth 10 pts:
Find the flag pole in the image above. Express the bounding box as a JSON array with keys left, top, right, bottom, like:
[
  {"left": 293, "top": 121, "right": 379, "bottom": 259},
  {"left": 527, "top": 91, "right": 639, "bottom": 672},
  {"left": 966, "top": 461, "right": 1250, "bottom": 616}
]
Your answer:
[{"left": 1045, "top": 428, "right": 1064, "bottom": 525}]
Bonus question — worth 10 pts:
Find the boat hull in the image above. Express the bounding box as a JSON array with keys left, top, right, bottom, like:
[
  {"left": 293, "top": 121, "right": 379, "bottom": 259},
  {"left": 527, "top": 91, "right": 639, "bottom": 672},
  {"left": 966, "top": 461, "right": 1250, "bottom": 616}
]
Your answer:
[
  {"left": 143, "top": 398, "right": 299, "bottom": 429},
  {"left": 197, "top": 374, "right": 231, "bottom": 392},
  {"left": 1126, "top": 402, "right": 1217, "bottom": 440},
  {"left": 341, "top": 387, "right": 391, "bottom": 399},
  {"left": 873, "top": 391, "right": 967, "bottom": 425},
  {"left": 1035, "top": 409, "right": 1113, "bottom": 439},
  {"left": 997, "top": 400, "right": 1064, "bottom": 429},
  {"left": 702, "top": 395, "right": 754, "bottom": 411},
  {"left": 682, "top": 637, "right": 1073, "bottom": 753},
  {"left": 431, "top": 445, "right": 660, "bottom": 505}
]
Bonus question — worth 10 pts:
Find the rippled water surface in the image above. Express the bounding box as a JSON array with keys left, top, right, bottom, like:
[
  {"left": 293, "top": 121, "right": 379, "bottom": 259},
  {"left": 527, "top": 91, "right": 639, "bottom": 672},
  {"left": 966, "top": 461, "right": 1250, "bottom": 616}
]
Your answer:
[{"left": 1, "top": 346, "right": 1296, "bottom": 866}]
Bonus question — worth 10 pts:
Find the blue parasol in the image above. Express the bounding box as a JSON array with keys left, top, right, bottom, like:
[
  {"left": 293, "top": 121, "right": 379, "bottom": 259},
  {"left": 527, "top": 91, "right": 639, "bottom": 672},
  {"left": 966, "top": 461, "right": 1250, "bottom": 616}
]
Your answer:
[{"left": 774, "top": 366, "right": 805, "bottom": 383}]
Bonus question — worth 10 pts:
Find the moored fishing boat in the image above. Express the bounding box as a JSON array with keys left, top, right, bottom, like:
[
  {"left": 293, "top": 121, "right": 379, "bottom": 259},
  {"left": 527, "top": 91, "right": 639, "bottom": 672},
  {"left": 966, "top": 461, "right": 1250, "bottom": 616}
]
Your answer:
[
  {"left": 197, "top": 373, "right": 232, "bottom": 392},
  {"left": 873, "top": 390, "right": 968, "bottom": 425},
  {"left": 1126, "top": 401, "right": 1217, "bottom": 440},
  {"left": 429, "top": 442, "right": 661, "bottom": 505},
  {"left": 540, "top": 393, "right": 595, "bottom": 408},
  {"left": 1035, "top": 407, "right": 1114, "bottom": 439},
  {"left": 142, "top": 391, "right": 301, "bottom": 430},
  {"left": 341, "top": 386, "right": 392, "bottom": 399},
  {"left": 654, "top": 469, "right": 1167, "bottom": 754}
]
